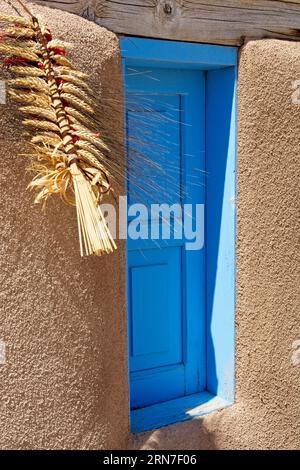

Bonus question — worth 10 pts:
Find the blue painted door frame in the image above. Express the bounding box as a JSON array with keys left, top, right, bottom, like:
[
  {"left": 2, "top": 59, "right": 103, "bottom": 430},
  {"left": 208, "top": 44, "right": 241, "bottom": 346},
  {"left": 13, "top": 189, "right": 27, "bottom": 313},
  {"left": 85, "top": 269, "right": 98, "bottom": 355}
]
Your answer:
[{"left": 121, "top": 38, "right": 237, "bottom": 432}]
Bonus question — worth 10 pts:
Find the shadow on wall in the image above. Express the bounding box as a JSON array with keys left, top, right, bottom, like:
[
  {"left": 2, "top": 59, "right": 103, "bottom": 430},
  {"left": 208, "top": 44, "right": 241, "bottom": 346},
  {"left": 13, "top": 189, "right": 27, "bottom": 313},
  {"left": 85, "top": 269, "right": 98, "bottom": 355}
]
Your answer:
[{"left": 129, "top": 417, "right": 218, "bottom": 450}]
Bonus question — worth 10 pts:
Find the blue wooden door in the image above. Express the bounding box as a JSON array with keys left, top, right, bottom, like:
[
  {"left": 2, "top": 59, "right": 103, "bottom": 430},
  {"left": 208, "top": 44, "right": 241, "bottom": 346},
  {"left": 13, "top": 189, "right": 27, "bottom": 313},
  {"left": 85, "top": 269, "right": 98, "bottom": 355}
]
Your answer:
[{"left": 126, "top": 67, "right": 206, "bottom": 410}]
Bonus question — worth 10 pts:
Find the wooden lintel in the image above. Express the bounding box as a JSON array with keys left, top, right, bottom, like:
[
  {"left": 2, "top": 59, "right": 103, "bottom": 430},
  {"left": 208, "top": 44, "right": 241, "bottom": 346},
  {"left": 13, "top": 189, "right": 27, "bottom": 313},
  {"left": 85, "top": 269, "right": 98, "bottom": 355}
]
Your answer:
[{"left": 33, "top": 1, "right": 300, "bottom": 45}]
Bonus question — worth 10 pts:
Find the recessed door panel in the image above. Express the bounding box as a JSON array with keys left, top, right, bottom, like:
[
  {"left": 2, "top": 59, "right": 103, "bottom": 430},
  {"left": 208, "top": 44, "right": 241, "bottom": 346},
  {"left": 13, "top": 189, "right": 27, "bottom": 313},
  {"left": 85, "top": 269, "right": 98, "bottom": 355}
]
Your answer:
[{"left": 129, "top": 247, "right": 182, "bottom": 372}]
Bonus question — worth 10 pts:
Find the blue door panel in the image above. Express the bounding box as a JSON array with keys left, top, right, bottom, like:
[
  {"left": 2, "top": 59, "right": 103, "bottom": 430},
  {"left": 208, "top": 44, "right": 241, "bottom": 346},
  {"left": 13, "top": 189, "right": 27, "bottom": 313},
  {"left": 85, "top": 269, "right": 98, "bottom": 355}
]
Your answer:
[
  {"left": 127, "top": 94, "right": 181, "bottom": 209},
  {"left": 128, "top": 247, "right": 183, "bottom": 372},
  {"left": 131, "top": 264, "right": 169, "bottom": 357},
  {"left": 126, "top": 66, "right": 206, "bottom": 409}
]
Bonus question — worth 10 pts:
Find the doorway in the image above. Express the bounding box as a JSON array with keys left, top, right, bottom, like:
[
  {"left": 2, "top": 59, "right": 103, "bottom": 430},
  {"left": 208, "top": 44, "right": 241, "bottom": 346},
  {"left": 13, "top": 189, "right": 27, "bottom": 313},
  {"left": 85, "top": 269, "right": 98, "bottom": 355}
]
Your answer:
[{"left": 122, "top": 38, "right": 237, "bottom": 432}]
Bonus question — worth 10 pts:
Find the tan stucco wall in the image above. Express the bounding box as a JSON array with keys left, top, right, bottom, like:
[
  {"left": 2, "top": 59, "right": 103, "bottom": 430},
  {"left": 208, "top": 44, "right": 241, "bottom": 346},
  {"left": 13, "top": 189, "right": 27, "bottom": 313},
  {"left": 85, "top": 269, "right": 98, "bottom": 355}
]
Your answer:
[
  {"left": 0, "top": 2, "right": 129, "bottom": 449},
  {"left": 0, "top": 2, "right": 299, "bottom": 450}
]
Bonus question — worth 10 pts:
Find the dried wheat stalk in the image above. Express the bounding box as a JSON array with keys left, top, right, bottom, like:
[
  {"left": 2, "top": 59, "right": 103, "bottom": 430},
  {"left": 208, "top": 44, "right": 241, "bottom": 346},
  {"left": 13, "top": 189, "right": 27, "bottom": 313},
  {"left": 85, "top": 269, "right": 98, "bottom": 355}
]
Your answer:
[{"left": 0, "top": 4, "right": 116, "bottom": 256}]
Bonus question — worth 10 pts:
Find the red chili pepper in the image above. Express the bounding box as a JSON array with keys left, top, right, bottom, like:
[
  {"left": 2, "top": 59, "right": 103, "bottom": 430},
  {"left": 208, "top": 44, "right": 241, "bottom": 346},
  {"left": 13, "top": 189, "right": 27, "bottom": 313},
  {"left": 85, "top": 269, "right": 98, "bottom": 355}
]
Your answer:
[
  {"left": 37, "top": 61, "right": 45, "bottom": 69},
  {"left": 72, "top": 135, "right": 79, "bottom": 144},
  {"left": 51, "top": 47, "right": 66, "bottom": 56},
  {"left": 57, "top": 78, "right": 66, "bottom": 85},
  {"left": 3, "top": 57, "right": 29, "bottom": 66},
  {"left": 45, "top": 31, "right": 52, "bottom": 42}
]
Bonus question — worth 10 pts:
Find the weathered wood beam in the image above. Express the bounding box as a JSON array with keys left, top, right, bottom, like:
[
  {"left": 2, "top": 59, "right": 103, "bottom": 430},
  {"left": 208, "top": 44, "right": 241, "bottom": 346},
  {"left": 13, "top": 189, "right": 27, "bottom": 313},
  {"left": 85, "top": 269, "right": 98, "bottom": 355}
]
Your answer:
[{"left": 33, "top": 1, "right": 300, "bottom": 45}]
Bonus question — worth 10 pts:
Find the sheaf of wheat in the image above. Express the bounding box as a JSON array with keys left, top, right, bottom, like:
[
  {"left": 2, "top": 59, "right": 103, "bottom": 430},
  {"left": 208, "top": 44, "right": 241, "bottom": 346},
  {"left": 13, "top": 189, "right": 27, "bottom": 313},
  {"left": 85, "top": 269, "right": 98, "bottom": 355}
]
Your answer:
[{"left": 0, "top": 2, "right": 116, "bottom": 256}]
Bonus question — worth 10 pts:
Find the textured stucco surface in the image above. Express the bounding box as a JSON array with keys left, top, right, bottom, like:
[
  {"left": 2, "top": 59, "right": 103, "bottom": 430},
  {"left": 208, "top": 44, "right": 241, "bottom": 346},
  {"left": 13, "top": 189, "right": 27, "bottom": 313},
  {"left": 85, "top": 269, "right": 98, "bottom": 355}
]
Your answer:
[
  {"left": 0, "top": 1, "right": 300, "bottom": 450},
  {"left": 130, "top": 39, "right": 300, "bottom": 450},
  {"left": 0, "top": 1, "right": 128, "bottom": 449}
]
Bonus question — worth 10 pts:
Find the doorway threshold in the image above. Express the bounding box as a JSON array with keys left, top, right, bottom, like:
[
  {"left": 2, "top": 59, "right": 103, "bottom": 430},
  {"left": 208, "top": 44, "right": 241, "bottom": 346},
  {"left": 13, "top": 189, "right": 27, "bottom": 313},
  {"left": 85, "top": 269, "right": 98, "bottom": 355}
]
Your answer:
[{"left": 131, "top": 391, "right": 232, "bottom": 433}]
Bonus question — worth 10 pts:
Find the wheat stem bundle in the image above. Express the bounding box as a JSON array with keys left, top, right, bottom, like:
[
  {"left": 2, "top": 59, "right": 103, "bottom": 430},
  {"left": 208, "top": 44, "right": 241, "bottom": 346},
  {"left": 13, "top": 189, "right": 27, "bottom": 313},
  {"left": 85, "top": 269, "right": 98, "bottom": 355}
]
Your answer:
[{"left": 0, "top": 1, "right": 116, "bottom": 256}]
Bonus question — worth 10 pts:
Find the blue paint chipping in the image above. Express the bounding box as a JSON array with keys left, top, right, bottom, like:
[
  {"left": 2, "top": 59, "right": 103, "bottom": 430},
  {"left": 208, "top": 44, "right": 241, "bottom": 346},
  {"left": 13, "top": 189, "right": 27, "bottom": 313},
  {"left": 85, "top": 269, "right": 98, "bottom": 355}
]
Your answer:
[{"left": 121, "top": 37, "right": 237, "bottom": 433}]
